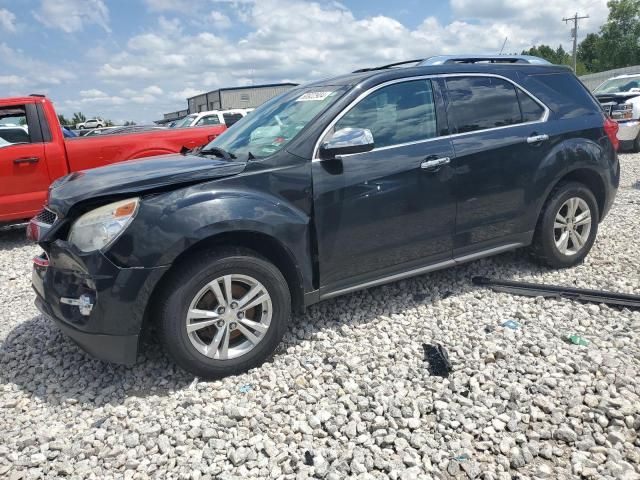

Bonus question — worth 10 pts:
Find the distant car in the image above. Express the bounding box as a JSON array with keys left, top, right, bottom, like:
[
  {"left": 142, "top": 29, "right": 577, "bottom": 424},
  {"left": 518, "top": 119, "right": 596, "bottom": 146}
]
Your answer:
[
  {"left": 76, "top": 117, "right": 105, "bottom": 129},
  {"left": 594, "top": 73, "right": 640, "bottom": 151},
  {"left": 61, "top": 127, "right": 77, "bottom": 138},
  {"left": 82, "top": 127, "right": 118, "bottom": 136},
  {"left": 173, "top": 109, "right": 251, "bottom": 129}
]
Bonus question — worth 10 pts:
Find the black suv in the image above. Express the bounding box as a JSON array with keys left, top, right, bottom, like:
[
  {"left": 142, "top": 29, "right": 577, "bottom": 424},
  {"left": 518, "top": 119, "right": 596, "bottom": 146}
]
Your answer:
[{"left": 31, "top": 55, "right": 620, "bottom": 378}]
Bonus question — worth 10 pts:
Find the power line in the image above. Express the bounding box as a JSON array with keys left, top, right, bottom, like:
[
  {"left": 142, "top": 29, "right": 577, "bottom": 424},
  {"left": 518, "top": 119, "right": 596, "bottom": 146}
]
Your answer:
[{"left": 563, "top": 12, "right": 589, "bottom": 72}]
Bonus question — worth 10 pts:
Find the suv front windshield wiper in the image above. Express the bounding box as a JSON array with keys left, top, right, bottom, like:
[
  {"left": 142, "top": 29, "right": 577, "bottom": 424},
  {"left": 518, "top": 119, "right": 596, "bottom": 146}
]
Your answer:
[{"left": 198, "top": 146, "right": 237, "bottom": 161}]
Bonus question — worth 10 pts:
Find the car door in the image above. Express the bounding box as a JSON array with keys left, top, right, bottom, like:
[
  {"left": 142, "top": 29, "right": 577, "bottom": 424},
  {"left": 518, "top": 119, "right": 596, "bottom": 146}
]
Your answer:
[
  {"left": 0, "top": 103, "right": 50, "bottom": 222},
  {"left": 442, "top": 75, "right": 552, "bottom": 256},
  {"left": 312, "top": 78, "right": 456, "bottom": 294}
]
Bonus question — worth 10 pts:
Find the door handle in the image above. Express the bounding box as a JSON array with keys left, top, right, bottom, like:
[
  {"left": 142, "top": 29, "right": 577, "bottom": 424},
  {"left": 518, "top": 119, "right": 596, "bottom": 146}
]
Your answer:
[
  {"left": 420, "top": 156, "right": 450, "bottom": 171},
  {"left": 14, "top": 157, "right": 40, "bottom": 165},
  {"left": 526, "top": 134, "right": 549, "bottom": 144}
]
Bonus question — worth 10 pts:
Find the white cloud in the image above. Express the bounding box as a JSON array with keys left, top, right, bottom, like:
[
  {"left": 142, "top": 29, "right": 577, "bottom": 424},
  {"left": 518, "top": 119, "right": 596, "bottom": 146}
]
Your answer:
[
  {"left": 0, "top": 8, "right": 17, "bottom": 33},
  {"left": 33, "top": 0, "right": 110, "bottom": 33},
  {"left": 210, "top": 11, "right": 231, "bottom": 29},
  {"left": 0, "top": 75, "right": 23, "bottom": 86},
  {"left": 80, "top": 89, "right": 107, "bottom": 98}
]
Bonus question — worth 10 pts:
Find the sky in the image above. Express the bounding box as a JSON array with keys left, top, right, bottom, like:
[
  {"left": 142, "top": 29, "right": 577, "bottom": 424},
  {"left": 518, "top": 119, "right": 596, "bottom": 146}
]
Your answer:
[{"left": 0, "top": 0, "right": 609, "bottom": 124}]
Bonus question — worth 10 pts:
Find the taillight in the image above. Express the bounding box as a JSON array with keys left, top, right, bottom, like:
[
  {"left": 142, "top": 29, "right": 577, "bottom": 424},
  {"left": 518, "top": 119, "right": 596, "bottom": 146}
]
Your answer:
[
  {"left": 604, "top": 116, "right": 619, "bottom": 151},
  {"left": 33, "top": 254, "right": 49, "bottom": 268}
]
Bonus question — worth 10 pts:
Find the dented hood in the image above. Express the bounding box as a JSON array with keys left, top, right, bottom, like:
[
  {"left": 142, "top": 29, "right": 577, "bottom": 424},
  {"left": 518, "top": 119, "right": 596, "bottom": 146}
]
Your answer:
[{"left": 48, "top": 153, "right": 246, "bottom": 216}]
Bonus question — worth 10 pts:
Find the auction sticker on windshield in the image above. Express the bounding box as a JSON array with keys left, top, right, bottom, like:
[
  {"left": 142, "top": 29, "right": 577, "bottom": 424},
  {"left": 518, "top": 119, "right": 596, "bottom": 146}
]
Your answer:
[{"left": 296, "top": 91, "right": 334, "bottom": 102}]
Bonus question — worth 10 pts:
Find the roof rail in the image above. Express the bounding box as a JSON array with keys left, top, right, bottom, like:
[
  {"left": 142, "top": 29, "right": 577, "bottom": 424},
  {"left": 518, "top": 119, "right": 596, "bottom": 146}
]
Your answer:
[
  {"left": 419, "top": 55, "right": 551, "bottom": 66},
  {"left": 353, "top": 59, "right": 424, "bottom": 73},
  {"left": 29, "top": 93, "right": 46, "bottom": 97}
]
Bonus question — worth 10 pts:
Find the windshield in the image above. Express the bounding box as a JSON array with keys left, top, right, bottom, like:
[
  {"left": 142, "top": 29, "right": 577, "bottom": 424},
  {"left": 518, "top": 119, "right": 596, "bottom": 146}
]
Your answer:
[
  {"left": 201, "top": 86, "right": 348, "bottom": 160},
  {"left": 594, "top": 76, "right": 640, "bottom": 93},
  {"left": 174, "top": 114, "right": 198, "bottom": 128}
]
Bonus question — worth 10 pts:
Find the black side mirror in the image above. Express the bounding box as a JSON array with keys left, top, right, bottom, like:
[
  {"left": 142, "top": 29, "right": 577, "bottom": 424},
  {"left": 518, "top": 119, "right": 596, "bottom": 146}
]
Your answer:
[{"left": 319, "top": 127, "right": 375, "bottom": 159}]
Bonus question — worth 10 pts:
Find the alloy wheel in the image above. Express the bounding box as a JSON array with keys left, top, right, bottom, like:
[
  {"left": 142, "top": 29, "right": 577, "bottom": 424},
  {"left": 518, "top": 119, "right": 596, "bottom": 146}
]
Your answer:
[
  {"left": 185, "top": 274, "right": 272, "bottom": 360},
  {"left": 553, "top": 197, "right": 592, "bottom": 256}
]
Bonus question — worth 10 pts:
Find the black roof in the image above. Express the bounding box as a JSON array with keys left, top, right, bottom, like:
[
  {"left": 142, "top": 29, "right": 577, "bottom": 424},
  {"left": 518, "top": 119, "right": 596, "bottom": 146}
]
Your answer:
[{"left": 305, "top": 62, "right": 571, "bottom": 89}]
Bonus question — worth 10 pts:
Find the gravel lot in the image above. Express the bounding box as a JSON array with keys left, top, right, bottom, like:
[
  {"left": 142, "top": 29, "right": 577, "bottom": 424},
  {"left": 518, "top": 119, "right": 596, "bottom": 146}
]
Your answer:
[{"left": 1, "top": 154, "right": 639, "bottom": 480}]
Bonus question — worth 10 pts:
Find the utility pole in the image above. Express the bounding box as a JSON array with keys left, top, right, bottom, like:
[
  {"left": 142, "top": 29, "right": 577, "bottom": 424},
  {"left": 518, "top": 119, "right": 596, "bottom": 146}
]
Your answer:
[{"left": 563, "top": 12, "right": 589, "bottom": 72}]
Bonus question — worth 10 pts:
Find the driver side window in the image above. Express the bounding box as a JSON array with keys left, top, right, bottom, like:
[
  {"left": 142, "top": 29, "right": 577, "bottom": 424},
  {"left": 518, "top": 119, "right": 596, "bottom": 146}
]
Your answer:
[
  {"left": 196, "top": 115, "right": 221, "bottom": 126},
  {"left": 334, "top": 80, "right": 437, "bottom": 149},
  {"left": 0, "top": 105, "right": 31, "bottom": 148}
]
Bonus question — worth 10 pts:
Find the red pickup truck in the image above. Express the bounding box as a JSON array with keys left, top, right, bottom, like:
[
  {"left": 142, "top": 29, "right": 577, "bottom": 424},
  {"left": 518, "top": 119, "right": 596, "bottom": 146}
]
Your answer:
[{"left": 0, "top": 95, "right": 226, "bottom": 224}]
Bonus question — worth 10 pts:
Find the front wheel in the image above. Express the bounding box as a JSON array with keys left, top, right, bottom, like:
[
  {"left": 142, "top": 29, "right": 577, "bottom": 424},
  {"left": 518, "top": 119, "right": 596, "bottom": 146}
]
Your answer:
[
  {"left": 530, "top": 182, "right": 599, "bottom": 268},
  {"left": 157, "top": 248, "right": 291, "bottom": 379}
]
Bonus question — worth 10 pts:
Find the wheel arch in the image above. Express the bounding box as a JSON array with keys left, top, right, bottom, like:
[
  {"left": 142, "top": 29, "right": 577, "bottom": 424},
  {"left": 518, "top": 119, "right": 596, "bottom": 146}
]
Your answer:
[
  {"left": 143, "top": 230, "right": 306, "bottom": 330},
  {"left": 537, "top": 167, "right": 607, "bottom": 225}
]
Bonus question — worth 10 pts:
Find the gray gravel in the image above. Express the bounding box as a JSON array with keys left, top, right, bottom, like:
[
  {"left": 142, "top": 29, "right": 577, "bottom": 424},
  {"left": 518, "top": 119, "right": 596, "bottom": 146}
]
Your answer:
[{"left": 1, "top": 154, "right": 639, "bottom": 480}]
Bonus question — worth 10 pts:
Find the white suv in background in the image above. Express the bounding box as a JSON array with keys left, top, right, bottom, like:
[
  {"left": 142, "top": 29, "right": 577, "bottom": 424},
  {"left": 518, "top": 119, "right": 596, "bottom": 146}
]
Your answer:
[
  {"left": 594, "top": 74, "right": 640, "bottom": 151},
  {"left": 77, "top": 117, "right": 105, "bottom": 129},
  {"left": 172, "top": 109, "right": 252, "bottom": 129}
]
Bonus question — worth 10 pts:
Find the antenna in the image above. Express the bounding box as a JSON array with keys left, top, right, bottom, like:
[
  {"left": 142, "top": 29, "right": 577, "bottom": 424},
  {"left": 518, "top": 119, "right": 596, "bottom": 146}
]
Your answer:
[{"left": 499, "top": 37, "right": 508, "bottom": 55}]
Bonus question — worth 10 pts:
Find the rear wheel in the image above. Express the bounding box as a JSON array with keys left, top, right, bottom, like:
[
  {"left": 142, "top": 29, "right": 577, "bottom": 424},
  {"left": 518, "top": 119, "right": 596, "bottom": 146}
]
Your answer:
[
  {"left": 530, "top": 182, "right": 599, "bottom": 268},
  {"left": 157, "top": 248, "right": 291, "bottom": 379}
]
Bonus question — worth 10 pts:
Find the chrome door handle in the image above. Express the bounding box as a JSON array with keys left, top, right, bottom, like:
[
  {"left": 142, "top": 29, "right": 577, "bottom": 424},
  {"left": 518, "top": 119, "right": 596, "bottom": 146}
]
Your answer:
[
  {"left": 526, "top": 134, "right": 549, "bottom": 144},
  {"left": 421, "top": 157, "right": 450, "bottom": 170}
]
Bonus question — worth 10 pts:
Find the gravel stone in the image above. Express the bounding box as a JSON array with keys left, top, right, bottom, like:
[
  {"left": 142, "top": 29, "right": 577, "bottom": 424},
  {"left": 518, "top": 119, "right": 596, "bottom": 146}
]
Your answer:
[{"left": 1, "top": 154, "right": 640, "bottom": 478}]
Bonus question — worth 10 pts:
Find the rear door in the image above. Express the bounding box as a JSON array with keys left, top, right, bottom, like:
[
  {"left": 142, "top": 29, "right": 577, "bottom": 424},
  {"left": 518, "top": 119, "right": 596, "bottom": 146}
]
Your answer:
[
  {"left": 313, "top": 78, "right": 457, "bottom": 293},
  {"left": 442, "top": 75, "right": 552, "bottom": 256},
  {"left": 0, "top": 103, "right": 50, "bottom": 222}
]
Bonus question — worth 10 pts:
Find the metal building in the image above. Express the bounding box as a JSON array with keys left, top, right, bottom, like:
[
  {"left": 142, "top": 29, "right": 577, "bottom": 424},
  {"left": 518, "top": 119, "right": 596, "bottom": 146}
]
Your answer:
[
  {"left": 186, "top": 83, "right": 298, "bottom": 114},
  {"left": 580, "top": 66, "right": 640, "bottom": 90}
]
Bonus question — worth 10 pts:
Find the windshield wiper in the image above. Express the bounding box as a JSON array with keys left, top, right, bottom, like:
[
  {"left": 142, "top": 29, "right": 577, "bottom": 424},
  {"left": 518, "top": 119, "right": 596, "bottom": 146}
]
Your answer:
[{"left": 199, "top": 146, "right": 236, "bottom": 161}]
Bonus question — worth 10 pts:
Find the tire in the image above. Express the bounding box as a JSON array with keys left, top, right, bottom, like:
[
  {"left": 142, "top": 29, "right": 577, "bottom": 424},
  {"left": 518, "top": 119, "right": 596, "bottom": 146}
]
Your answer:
[
  {"left": 530, "top": 181, "right": 599, "bottom": 268},
  {"left": 632, "top": 131, "right": 640, "bottom": 153},
  {"left": 157, "top": 247, "right": 291, "bottom": 379}
]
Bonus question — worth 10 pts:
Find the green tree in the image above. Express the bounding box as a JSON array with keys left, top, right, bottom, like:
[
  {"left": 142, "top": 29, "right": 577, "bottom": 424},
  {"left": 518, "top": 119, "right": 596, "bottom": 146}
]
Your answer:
[
  {"left": 57, "top": 114, "right": 71, "bottom": 126},
  {"left": 597, "top": 0, "right": 640, "bottom": 70},
  {"left": 71, "top": 112, "right": 86, "bottom": 126},
  {"left": 105, "top": 119, "right": 115, "bottom": 127},
  {"left": 123, "top": 120, "right": 137, "bottom": 126},
  {"left": 577, "top": 33, "right": 601, "bottom": 72}
]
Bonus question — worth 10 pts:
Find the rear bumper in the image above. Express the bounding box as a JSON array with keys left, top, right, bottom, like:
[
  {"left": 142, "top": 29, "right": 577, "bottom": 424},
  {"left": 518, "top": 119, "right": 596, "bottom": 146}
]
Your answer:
[{"left": 32, "top": 240, "right": 169, "bottom": 364}]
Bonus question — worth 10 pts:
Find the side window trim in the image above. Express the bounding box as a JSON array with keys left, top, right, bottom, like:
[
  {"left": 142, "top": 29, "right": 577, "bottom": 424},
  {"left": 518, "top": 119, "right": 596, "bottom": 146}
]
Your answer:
[
  {"left": 442, "top": 74, "right": 549, "bottom": 136},
  {"left": 312, "top": 73, "right": 550, "bottom": 161},
  {"left": 321, "top": 78, "right": 439, "bottom": 153}
]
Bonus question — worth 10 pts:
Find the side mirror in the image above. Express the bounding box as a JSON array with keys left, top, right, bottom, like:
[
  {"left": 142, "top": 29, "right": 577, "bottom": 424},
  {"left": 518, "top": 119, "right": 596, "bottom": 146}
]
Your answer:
[{"left": 319, "top": 127, "right": 374, "bottom": 159}]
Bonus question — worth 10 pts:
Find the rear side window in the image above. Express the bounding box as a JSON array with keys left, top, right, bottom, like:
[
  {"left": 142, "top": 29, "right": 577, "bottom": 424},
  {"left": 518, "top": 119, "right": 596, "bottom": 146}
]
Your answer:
[
  {"left": 446, "top": 77, "right": 522, "bottom": 133},
  {"left": 516, "top": 88, "right": 545, "bottom": 122},
  {"left": 334, "top": 79, "right": 438, "bottom": 148},
  {"left": 223, "top": 113, "right": 243, "bottom": 126},
  {"left": 521, "top": 72, "right": 601, "bottom": 118}
]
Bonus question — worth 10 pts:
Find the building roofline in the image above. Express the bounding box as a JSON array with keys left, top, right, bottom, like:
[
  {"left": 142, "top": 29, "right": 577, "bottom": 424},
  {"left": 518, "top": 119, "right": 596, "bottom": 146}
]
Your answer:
[{"left": 187, "top": 82, "right": 299, "bottom": 100}]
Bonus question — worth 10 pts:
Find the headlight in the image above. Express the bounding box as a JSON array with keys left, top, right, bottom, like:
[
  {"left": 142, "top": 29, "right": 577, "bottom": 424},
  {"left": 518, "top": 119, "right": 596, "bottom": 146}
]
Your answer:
[{"left": 68, "top": 198, "right": 139, "bottom": 252}]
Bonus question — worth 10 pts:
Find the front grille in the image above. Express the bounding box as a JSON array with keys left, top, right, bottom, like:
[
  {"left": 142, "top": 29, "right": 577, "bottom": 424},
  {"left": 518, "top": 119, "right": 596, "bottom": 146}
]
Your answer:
[
  {"left": 34, "top": 208, "right": 57, "bottom": 225},
  {"left": 601, "top": 103, "right": 614, "bottom": 116}
]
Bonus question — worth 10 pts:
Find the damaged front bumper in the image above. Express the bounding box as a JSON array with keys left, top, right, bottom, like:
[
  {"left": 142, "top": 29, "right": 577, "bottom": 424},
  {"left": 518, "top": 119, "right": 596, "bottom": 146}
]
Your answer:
[{"left": 32, "top": 240, "right": 169, "bottom": 364}]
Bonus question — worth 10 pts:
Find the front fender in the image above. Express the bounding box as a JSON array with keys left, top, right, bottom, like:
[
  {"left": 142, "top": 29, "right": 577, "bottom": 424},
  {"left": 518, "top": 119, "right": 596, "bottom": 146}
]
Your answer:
[{"left": 106, "top": 185, "right": 312, "bottom": 286}]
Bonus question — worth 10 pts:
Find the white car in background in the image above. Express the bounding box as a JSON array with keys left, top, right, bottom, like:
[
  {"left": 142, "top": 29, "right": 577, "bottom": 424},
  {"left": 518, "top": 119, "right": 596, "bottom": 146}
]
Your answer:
[
  {"left": 172, "top": 109, "right": 252, "bottom": 129},
  {"left": 594, "top": 74, "right": 640, "bottom": 151},
  {"left": 76, "top": 117, "right": 105, "bottom": 129}
]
